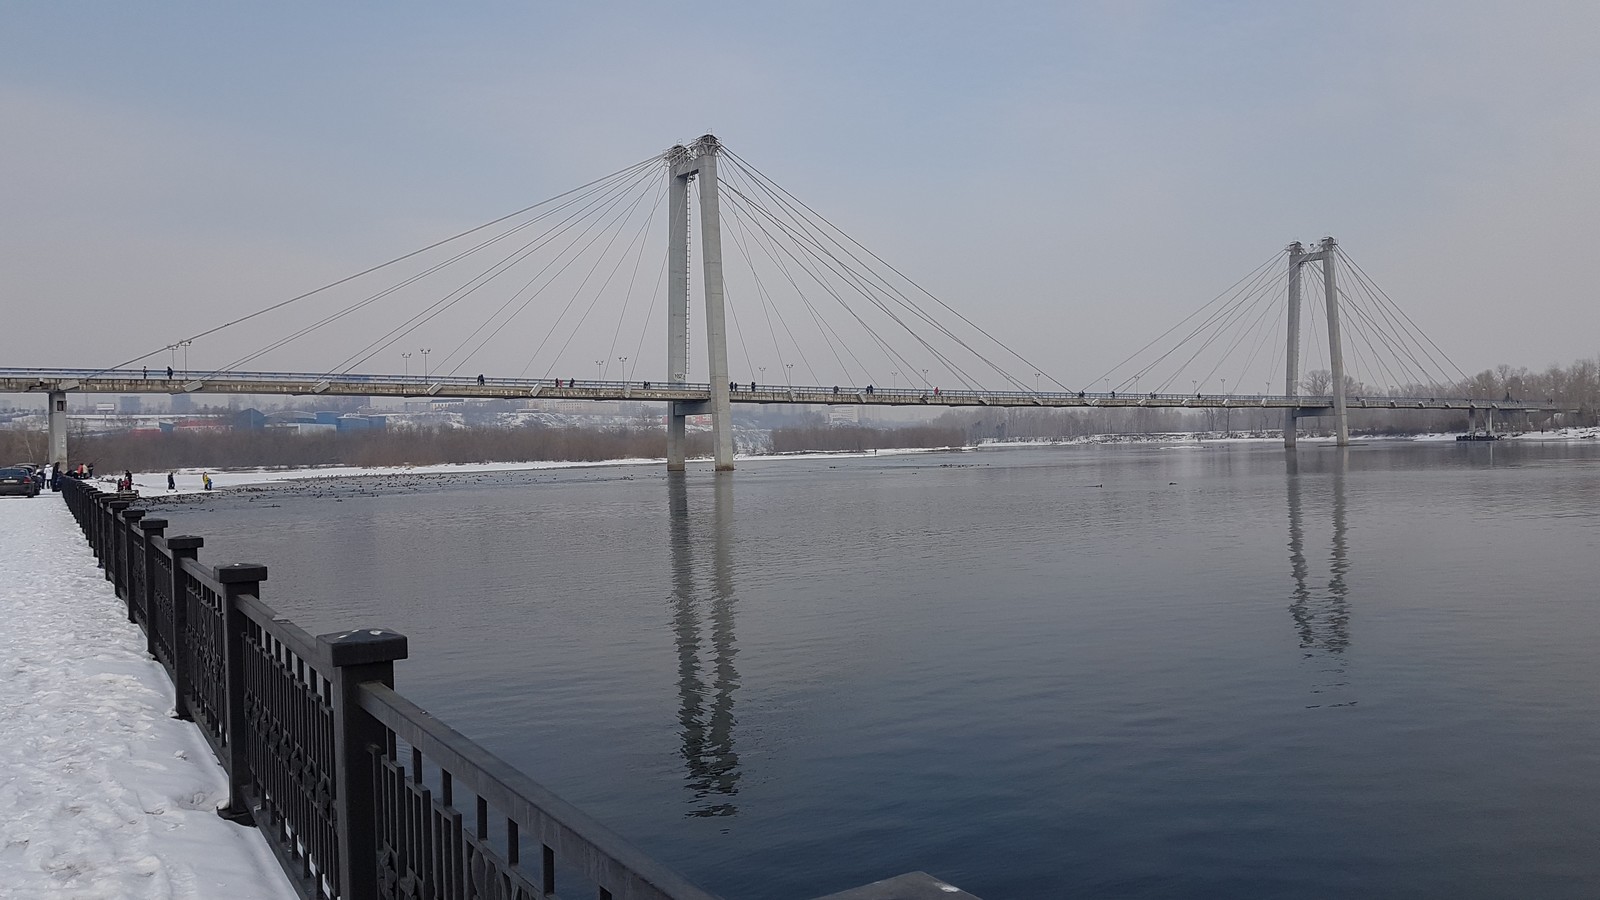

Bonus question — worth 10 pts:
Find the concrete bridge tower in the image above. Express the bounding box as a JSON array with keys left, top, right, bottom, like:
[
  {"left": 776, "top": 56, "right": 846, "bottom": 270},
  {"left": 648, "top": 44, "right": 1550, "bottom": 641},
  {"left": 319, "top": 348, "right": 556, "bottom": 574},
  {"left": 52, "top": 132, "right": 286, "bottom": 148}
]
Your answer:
[
  {"left": 665, "top": 135, "right": 736, "bottom": 471},
  {"left": 1284, "top": 236, "right": 1349, "bottom": 448}
]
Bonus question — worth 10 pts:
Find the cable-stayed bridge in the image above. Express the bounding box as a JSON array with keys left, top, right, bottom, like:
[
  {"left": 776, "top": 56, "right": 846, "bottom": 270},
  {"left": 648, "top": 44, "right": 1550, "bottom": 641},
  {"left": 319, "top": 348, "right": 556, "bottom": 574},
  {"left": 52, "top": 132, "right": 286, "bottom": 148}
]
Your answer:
[{"left": 10, "top": 135, "right": 1568, "bottom": 471}]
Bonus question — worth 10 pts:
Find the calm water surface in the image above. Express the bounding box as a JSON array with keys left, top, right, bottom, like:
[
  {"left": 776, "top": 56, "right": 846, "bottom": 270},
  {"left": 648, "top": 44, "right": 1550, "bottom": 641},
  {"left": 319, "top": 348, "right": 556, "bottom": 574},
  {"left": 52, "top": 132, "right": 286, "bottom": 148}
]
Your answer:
[{"left": 169, "top": 442, "right": 1600, "bottom": 899}]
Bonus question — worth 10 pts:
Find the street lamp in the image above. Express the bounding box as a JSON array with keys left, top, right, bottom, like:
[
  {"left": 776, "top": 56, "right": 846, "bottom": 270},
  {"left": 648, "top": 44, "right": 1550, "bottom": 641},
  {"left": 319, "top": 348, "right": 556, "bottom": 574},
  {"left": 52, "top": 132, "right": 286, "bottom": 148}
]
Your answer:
[
  {"left": 891, "top": 370, "right": 899, "bottom": 390},
  {"left": 617, "top": 357, "right": 628, "bottom": 381},
  {"left": 785, "top": 363, "right": 794, "bottom": 388},
  {"left": 178, "top": 340, "right": 193, "bottom": 378},
  {"left": 922, "top": 368, "right": 930, "bottom": 387},
  {"left": 1221, "top": 378, "right": 1229, "bottom": 434},
  {"left": 758, "top": 365, "right": 766, "bottom": 387},
  {"left": 595, "top": 359, "right": 605, "bottom": 382},
  {"left": 1035, "top": 372, "right": 1041, "bottom": 393},
  {"left": 1192, "top": 379, "right": 1198, "bottom": 396},
  {"left": 402, "top": 352, "right": 412, "bottom": 377},
  {"left": 420, "top": 348, "right": 432, "bottom": 379}
]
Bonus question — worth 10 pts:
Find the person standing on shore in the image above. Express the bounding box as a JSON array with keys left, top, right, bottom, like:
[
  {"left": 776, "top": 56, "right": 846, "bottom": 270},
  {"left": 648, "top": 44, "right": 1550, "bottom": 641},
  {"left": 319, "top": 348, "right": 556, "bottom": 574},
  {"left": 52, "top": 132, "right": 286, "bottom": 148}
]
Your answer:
[
  {"left": 202, "top": 473, "right": 212, "bottom": 491},
  {"left": 167, "top": 472, "right": 176, "bottom": 492}
]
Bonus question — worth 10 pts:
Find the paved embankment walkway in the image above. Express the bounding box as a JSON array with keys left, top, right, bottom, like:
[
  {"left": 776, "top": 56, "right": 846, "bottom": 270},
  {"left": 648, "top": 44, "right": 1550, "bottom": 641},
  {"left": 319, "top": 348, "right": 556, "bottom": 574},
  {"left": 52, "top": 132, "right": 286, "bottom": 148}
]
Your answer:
[{"left": 0, "top": 493, "right": 296, "bottom": 899}]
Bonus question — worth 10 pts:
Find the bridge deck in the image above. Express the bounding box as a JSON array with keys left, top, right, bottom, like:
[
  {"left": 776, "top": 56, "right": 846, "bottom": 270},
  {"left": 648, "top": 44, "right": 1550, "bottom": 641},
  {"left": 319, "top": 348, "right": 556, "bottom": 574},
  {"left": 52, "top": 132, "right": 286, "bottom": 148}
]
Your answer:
[{"left": 0, "top": 368, "right": 1564, "bottom": 413}]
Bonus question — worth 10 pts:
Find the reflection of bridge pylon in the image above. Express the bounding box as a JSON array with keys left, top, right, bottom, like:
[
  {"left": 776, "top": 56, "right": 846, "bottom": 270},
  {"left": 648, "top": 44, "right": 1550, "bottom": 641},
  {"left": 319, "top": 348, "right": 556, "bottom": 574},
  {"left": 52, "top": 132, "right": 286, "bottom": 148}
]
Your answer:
[
  {"left": 668, "top": 472, "right": 741, "bottom": 816},
  {"left": 1286, "top": 452, "right": 1354, "bottom": 707}
]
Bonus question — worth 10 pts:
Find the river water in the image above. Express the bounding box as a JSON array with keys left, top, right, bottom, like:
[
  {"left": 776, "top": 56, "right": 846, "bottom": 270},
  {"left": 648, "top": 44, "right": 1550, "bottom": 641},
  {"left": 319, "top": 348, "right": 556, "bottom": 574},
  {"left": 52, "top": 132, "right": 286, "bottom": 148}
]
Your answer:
[{"left": 165, "top": 441, "right": 1600, "bottom": 899}]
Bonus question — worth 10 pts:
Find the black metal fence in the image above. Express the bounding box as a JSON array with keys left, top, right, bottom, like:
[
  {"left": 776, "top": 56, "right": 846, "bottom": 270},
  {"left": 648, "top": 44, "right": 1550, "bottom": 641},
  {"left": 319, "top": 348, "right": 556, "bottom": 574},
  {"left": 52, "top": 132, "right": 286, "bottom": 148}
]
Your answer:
[{"left": 58, "top": 477, "right": 978, "bottom": 900}]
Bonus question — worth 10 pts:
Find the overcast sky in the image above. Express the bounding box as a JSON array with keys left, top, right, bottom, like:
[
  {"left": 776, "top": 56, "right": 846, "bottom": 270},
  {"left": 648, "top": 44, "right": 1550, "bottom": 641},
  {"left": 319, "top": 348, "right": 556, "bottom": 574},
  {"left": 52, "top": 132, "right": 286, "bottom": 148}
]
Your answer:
[{"left": 4, "top": 2, "right": 1597, "bottom": 392}]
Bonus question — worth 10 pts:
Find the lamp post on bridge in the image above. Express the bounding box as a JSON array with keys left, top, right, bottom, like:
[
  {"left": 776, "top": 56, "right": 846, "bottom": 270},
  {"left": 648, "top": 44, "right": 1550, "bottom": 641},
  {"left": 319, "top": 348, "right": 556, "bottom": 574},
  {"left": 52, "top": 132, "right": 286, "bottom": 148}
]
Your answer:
[
  {"left": 758, "top": 366, "right": 765, "bottom": 388},
  {"left": 420, "top": 348, "right": 432, "bottom": 379},
  {"left": 891, "top": 370, "right": 898, "bottom": 391},
  {"left": 785, "top": 363, "right": 793, "bottom": 389},
  {"left": 1034, "top": 372, "right": 1040, "bottom": 393},
  {"left": 923, "top": 368, "right": 930, "bottom": 390},
  {"left": 595, "top": 359, "right": 604, "bottom": 382},
  {"left": 178, "top": 340, "right": 192, "bottom": 378},
  {"left": 402, "top": 352, "right": 411, "bottom": 378},
  {"left": 1221, "top": 378, "right": 1229, "bottom": 434},
  {"left": 617, "top": 357, "right": 627, "bottom": 381}
]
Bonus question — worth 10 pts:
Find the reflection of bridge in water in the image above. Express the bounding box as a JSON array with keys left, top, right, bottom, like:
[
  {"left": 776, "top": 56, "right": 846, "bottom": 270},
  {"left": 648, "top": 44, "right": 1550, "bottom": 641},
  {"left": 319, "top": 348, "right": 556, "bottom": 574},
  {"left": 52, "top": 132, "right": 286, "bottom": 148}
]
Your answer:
[
  {"left": 668, "top": 472, "right": 741, "bottom": 817},
  {"left": 1287, "top": 452, "right": 1354, "bottom": 708}
]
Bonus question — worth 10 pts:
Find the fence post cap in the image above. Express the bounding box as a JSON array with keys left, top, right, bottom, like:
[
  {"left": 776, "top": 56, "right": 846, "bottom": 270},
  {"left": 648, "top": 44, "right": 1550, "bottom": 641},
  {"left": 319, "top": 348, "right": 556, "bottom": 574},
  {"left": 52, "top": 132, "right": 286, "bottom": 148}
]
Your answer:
[
  {"left": 215, "top": 563, "right": 268, "bottom": 584},
  {"left": 122, "top": 508, "right": 146, "bottom": 521},
  {"left": 317, "top": 629, "right": 409, "bottom": 667},
  {"left": 167, "top": 535, "right": 204, "bottom": 551},
  {"left": 138, "top": 517, "right": 168, "bottom": 532}
]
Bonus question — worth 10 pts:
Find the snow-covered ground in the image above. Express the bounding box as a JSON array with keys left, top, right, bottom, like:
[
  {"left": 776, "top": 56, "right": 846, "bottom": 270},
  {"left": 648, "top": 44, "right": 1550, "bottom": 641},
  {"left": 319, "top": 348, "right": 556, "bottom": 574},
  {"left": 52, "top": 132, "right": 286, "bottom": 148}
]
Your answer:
[
  {"left": 0, "top": 496, "right": 297, "bottom": 899},
  {"left": 62, "top": 423, "right": 1600, "bottom": 498}
]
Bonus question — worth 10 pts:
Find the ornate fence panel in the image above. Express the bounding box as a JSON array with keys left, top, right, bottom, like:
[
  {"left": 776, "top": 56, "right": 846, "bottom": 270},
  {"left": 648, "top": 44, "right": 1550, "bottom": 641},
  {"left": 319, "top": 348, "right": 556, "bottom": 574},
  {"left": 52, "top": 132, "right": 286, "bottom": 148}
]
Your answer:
[{"left": 180, "top": 560, "right": 231, "bottom": 761}]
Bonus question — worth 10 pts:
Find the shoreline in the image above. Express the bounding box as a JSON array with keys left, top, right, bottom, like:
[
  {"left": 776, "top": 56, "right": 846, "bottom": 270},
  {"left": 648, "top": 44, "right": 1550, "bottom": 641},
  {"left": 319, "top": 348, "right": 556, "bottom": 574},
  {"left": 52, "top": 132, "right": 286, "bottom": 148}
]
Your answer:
[{"left": 76, "top": 424, "right": 1598, "bottom": 497}]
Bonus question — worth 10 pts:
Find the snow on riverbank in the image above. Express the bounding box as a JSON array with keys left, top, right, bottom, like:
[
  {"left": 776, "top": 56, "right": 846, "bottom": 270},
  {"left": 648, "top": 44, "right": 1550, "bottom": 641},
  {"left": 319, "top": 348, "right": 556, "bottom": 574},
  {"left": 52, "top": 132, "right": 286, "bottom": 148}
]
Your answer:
[
  {"left": 0, "top": 496, "right": 297, "bottom": 899},
  {"left": 73, "top": 424, "right": 1600, "bottom": 497}
]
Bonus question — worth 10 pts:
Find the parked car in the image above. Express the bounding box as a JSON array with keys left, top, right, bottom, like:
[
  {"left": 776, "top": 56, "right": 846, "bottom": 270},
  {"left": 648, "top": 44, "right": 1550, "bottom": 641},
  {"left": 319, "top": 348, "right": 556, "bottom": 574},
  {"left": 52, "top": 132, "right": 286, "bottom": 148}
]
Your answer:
[{"left": 0, "top": 466, "right": 40, "bottom": 497}]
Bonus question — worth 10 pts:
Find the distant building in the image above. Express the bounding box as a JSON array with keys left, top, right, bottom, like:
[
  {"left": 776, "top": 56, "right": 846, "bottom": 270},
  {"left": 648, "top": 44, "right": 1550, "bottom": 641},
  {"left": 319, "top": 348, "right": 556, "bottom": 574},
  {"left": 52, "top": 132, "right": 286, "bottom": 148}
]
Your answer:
[
  {"left": 828, "top": 406, "right": 861, "bottom": 426},
  {"left": 170, "top": 393, "right": 194, "bottom": 414},
  {"left": 233, "top": 408, "right": 267, "bottom": 430},
  {"left": 118, "top": 396, "right": 141, "bottom": 414}
]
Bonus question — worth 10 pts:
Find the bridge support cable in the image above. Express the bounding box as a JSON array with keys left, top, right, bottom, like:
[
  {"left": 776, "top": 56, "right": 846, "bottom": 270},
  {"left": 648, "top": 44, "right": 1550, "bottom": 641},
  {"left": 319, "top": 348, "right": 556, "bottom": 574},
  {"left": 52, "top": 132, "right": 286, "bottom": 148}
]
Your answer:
[
  {"left": 720, "top": 194, "right": 831, "bottom": 385},
  {"left": 87, "top": 155, "right": 663, "bottom": 381},
  {"left": 723, "top": 150, "right": 1071, "bottom": 394},
  {"left": 719, "top": 164, "right": 1006, "bottom": 393},
  {"left": 720, "top": 156, "right": 1028, "bottom": 393},
  {"left": 1149, "top": 267, "right": 1287, "bottom": 396},
  {"left": 626, "top": 254, "right": 672, "bottom": 382},
  {"left": 1336, "top": 247, "right": 1470, "bottom": 389},
  {"left": 717, "top": 177, "right": 822, "bottom": 384},
  {"left": 504, "top": 173, "right": 666, "bottom": 382},
  {"left": 331, "top": 163, "right": 662, "bottom": 381},
  {"left": 720, "top": 174, "right": 946, "bottom": 389},
  {"left": 603, "top": 185, "right": 672, "bottom": 381},
  {"left": 721, "top": 162, "right": 903, "bottom": 387},
  {"left": 430, "top": 169, "right": 661, "bottom": 381},
  {"left": 209, "top": 158, "right": 662, "bottom": 380},
  {"left": 1086, "top": 251, "right": 1286, "bottom": 396}
]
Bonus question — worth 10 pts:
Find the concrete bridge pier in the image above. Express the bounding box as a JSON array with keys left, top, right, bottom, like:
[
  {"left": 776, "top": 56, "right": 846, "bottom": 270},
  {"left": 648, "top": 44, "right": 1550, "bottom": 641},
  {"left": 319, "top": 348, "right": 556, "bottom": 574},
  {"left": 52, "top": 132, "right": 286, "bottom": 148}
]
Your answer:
[
  {"left": 665, "top": 135, "right": 736, "bottom": 472},
  {"left": 48, "top": 391, "right": 68, "bottom": 471}
]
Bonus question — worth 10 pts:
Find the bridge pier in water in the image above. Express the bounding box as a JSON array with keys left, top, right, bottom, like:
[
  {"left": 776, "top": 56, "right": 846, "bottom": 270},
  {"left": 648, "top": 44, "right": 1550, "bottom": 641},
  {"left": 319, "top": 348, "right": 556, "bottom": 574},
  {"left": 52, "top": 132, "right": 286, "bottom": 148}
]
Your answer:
[{"left": 666, "top": 135, "right": 736, "bottom": 472}]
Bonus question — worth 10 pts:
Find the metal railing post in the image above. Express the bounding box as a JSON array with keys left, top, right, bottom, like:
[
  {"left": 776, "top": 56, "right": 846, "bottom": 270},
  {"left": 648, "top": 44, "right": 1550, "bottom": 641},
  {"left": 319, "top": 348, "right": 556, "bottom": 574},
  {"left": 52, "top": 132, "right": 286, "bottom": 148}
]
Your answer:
[
  {"left": 106, "top": 500, "right": 131, "bottom": 588},
  {"left": 138, "top": 517, "right": 167, "bottom": 657},
  {"left": 120, "top": 508, "right": 146, "bottom": 612},
  {"left": 167, "top": 536, "right": 203, "bottom": 722},
  {"left": 215, "top": 563, "right": 267, "bottom": 825},
  {"left": 318, "top": 628, "right": 409, "bottom": 900}
]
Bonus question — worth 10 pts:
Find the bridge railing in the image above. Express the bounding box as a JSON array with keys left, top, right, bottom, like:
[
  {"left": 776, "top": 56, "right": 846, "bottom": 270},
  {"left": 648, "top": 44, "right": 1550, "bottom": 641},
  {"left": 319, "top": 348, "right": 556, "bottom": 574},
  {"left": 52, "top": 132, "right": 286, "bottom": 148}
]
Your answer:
[{"left": 56, "top": 475, "right": 978, "bottom": 900}]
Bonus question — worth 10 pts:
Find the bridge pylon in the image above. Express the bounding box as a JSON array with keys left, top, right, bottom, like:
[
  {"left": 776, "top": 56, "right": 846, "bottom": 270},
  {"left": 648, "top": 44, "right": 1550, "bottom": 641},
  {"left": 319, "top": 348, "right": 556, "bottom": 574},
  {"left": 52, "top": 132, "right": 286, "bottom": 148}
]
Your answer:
[
  {"left": 1284, "top": 237, "right": 1349, "bottom": 448},
  {"left": 665, "top": 135, "right": 736, "bottom": 471}
]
